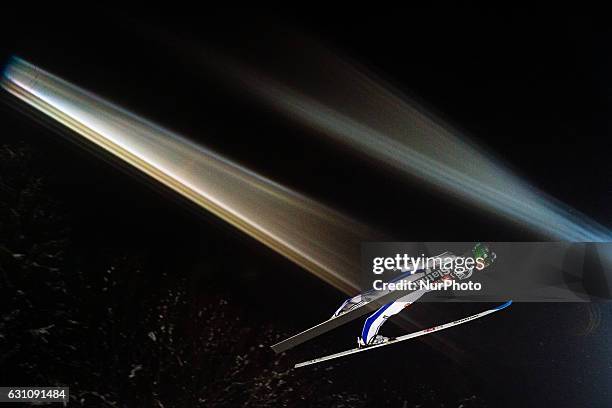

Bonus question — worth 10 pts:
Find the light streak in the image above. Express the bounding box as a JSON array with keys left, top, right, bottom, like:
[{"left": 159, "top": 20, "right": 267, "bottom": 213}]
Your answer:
[
  {"left": 231, "top": 48, "right": 611, "bottom": 242},
  {"left": 1, "top": 57, "right": 379, "bottom": 293}
]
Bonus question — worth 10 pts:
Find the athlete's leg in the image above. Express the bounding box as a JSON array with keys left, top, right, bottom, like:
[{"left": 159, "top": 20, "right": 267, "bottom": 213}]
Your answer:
[{"left": 360, "top": 289, "right": 427, "bottom": 346}]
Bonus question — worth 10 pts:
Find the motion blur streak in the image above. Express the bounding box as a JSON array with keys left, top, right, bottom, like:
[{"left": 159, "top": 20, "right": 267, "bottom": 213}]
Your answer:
[
  {"left": 1, "top": 57, "right": 377, "bottom": 293},
  {"left": 235, "top": 52, "right": 611, "bottom": 242}
]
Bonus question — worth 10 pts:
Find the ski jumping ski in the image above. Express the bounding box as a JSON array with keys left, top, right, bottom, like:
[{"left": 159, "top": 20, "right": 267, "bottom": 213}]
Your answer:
[
  {"left": 271, "top": 269, "right": 425, "bottom": 354},
  {"left": 295, "top": 300, "right": 512, "bottom": 368}
]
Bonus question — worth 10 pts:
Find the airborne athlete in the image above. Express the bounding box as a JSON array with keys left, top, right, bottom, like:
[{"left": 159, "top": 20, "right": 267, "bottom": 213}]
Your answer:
[
  {"left": 272, "top": 243, "right": 509, "bottom": 368},
  {"left": 355, "top": 243, "right": 496, "bottom": 348}
]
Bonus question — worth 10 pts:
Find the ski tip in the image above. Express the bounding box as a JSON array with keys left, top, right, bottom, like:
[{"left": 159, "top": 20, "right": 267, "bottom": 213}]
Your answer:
[
  {"left": 294, "top": 361, "right": 310, "bottom": 369},
  {"left": 494, "top": 300, "right": 513, "bottom": 310}
]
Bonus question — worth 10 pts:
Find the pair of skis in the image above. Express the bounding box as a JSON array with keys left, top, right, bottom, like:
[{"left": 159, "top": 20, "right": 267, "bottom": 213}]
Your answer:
[
  {"left": 293, "top": 300, "right": 512, "bottom": 368},
  {"left": 272, "top": 273, "right": 426, "bottom": 354}
]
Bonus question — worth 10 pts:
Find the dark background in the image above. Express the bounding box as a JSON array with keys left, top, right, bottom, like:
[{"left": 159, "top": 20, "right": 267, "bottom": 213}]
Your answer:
[{"left": 1, "top": 5, "right": 611, "bottom": 407}]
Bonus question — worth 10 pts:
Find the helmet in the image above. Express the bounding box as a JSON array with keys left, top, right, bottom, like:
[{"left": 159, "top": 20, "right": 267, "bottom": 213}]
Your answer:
[{"left": 472, "top": 243, "right": 496, "bottom": 269}]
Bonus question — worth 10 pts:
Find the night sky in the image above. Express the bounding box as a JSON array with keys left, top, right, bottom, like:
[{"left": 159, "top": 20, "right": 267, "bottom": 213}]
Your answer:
[{"left": 1, "top": 5, "right": 612, "bottom": 407}]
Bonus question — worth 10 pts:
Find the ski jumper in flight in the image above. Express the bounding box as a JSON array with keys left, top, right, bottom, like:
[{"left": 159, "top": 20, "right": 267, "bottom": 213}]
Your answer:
[{"left": 332, "top": 243, "right": 496, "bottom": 348}]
